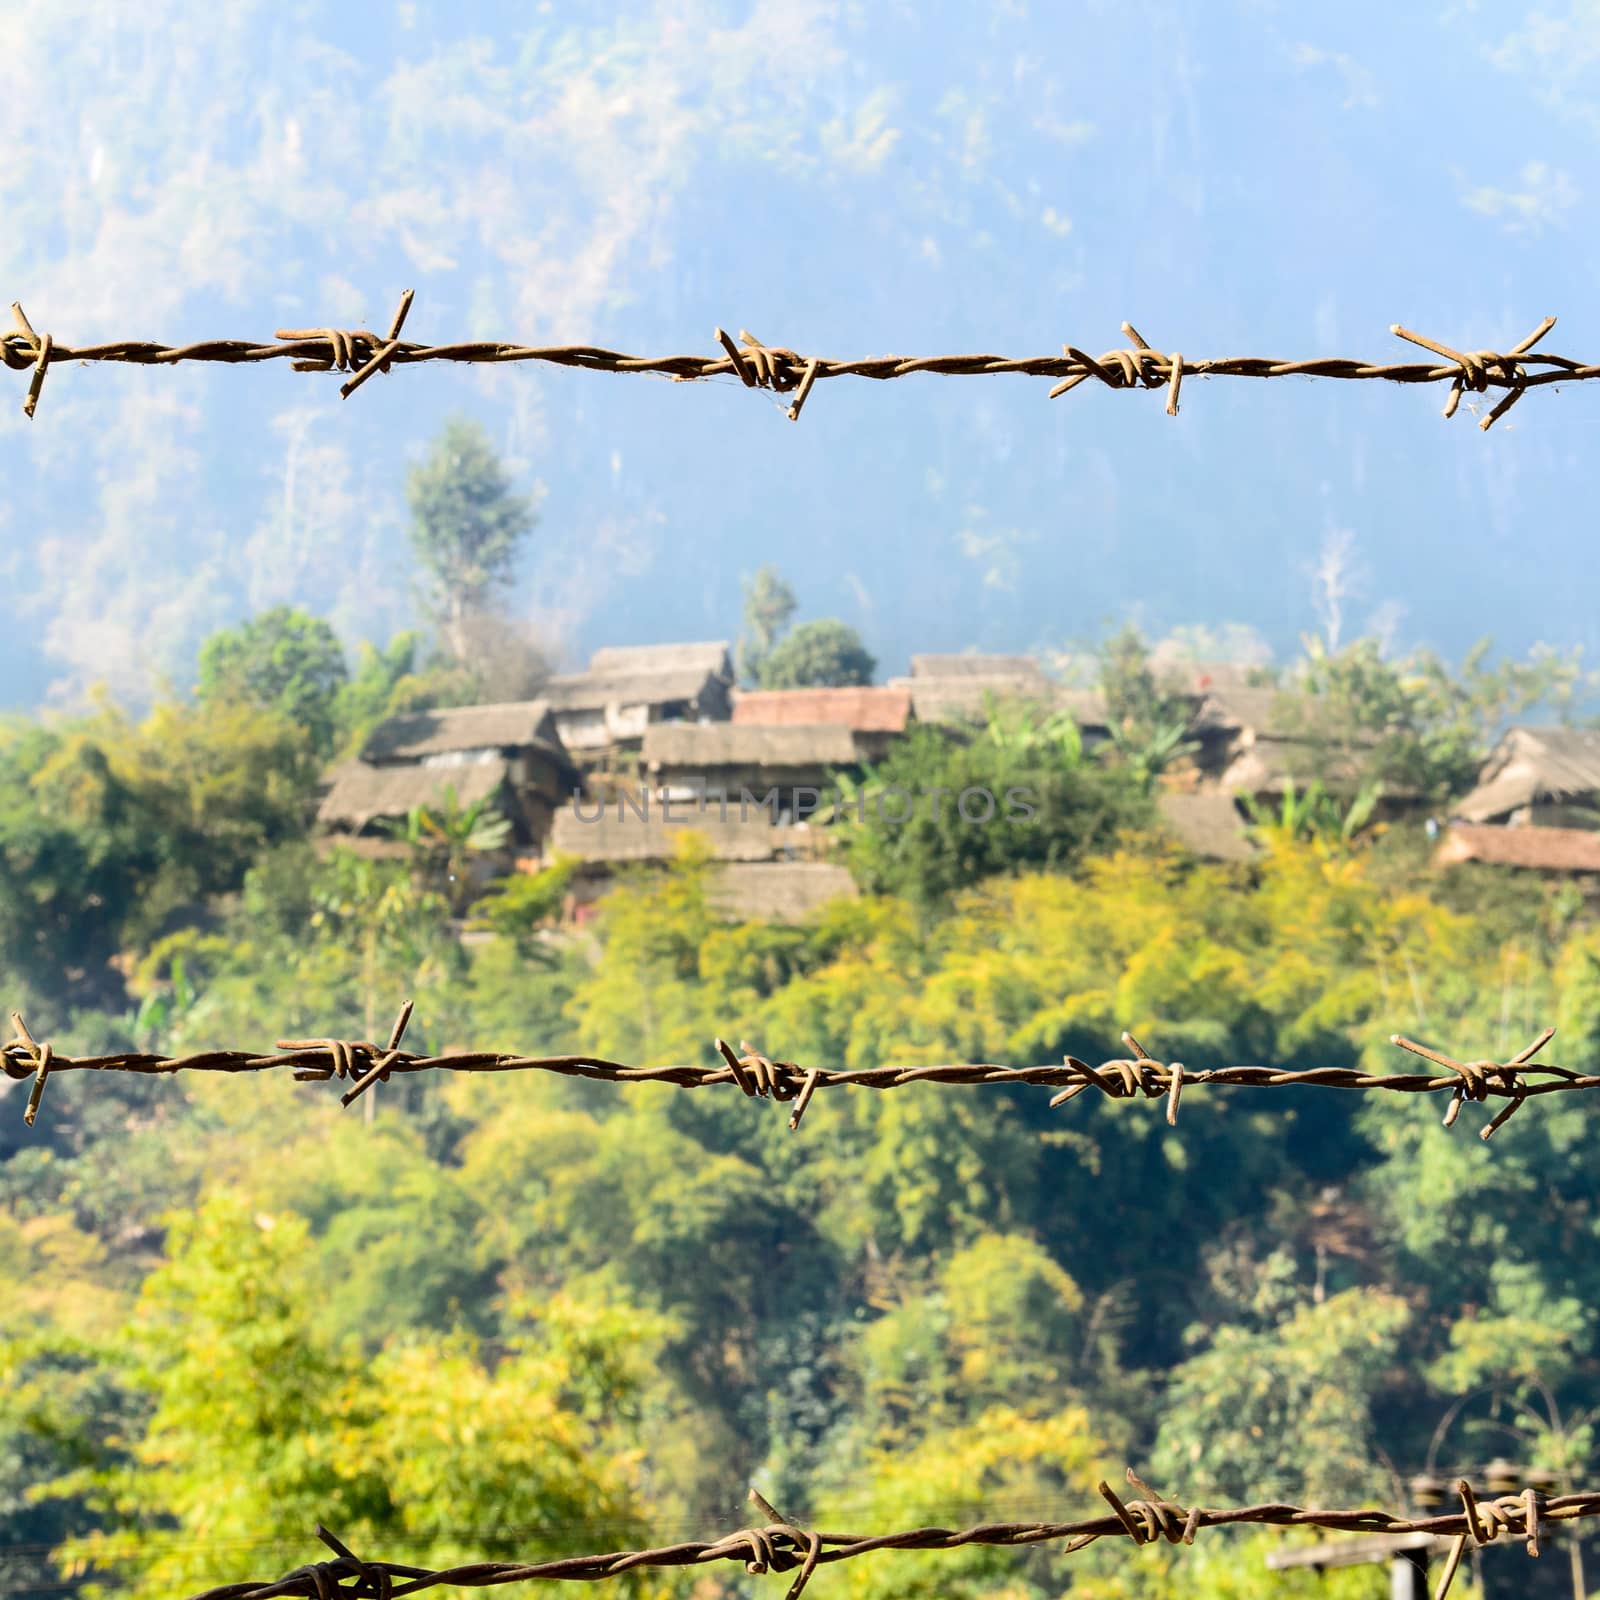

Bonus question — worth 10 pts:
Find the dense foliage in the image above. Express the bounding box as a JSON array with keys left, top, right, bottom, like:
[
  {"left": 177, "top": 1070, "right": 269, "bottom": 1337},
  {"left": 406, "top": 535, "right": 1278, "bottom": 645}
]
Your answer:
[
  {"left": 737, "top": 566, "right": 876, "bottom": 688},
  {"left": 8, "top": 804, "right": 1600, "bottom": 1599},
  {"left": 5, "top": 583, "right": 1600, "bottom": 1600},
  {"left": 759, "top": 619, "right": 877, "bottom": 689},
  {"left": 842, "top": 723, "right": 1150, "bottom": 906}
]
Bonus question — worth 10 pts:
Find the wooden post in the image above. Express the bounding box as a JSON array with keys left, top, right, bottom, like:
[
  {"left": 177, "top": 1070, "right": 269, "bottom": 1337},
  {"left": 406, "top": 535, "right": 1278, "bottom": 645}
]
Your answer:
[{"left": 1390, "top": 1547, "right": 1428, "bottom": 1600}]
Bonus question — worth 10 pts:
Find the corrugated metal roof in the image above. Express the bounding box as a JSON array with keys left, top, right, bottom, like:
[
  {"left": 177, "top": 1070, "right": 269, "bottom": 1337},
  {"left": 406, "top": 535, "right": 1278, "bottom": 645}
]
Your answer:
[
  {"left": 362, "top": 700, "right": 559, "bottom": 761},
  {"left": 586, "top": 641, "right": 732, "bottom": 678},
  {"left": 1436, "top": 822, "right": 1600, "bottom": 873},
  {"left": 645, "top": 722, "right": 859, "bottom": 768},
  {"left": 319, "top": 759, "right": 510, "bottom": 831},
  {"left": 731, "top": 686, "right": 911, "bottom": 733}
]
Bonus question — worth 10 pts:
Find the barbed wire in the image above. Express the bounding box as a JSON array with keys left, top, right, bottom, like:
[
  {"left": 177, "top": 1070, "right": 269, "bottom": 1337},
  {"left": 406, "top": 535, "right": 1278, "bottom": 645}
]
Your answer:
[
  {"left": 173, "top": 1473, "right": 1595, "bottom": 1600},
  {"left": 3, "top": 293, "right": 1585, "bottom": 428},
  {"left": 3, "top": 1005, "right": 1580, "bottom": 1139}
]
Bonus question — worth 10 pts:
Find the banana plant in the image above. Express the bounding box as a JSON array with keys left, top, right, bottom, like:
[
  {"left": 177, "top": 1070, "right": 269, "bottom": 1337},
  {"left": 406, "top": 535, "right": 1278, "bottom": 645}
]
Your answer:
[
  {"left": 982, "top": 693, "right": 1085, "bottom": 765},
  {"left": 1243, "top": 776, "right": 1384, "bottom": 847},
  {"left": 380, "top": 784, "right": 514, "bottom": 912},
  {"left": 1105, "top": 716, "right": 1199, "bottom": 794}
]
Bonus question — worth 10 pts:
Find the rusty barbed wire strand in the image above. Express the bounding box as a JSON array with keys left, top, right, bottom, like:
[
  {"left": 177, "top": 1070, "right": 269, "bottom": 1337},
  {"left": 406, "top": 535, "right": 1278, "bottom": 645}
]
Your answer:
[
  {"left": 3, "top": 1007, "right": 1583, "bottom": 1139},
  {"left": 2, "top": 294, "right": 1586, "bottom": 428},
  {"left": 174, "top": 1473, "right": 1598, "bottom": 1600}
]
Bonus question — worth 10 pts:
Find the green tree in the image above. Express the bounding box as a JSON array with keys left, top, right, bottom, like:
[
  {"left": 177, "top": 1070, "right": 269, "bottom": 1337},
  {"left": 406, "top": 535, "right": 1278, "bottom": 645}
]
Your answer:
[
  {"left": 196, "top": 607, "right": 348, "bottom": 758},
  {"left": 0, "top": 721, "right": 162, "bottom": 1007},
  {"left": 43, "top": 1193, "right": 654, "bottom": 1600},
  {"left": 842, "top": 725, "right": 1149, "bottom": 906},
  {"left": 0, "top": 699, "right": 317, "bottom": 1007},
  {"left": 0, "top": 1331, "right": 143, "bottom": 1600},
  {"left": 333, "top": 632, "right": 423, "bottom": 752},
  {"left": 1100, "top": 624, "right": 1192, "bottom": 732},
  {"left": 759, "top": 618, "right": 876, "bottom": 688},
  {"left": 298, "top": 848, "right": 464, "bottom": 1051},
  {"left": 405, "top": 417, "right": 536, "bottom": 665},
  {"left": 842, "top": 1234, "right": 1091, "bottom": 1446},
  {"left": 1274, "top": 632, "right": 1588, "bottom": 801},
  {"left": 737, "top": 565, "right": 798, "bottom": 685},
  {"left": 1067, "top": 1528, "right": 1390, "bottom": 1600},
  {"left": 468, "top": 855, "right": 580, "bottom": 956},
  {"left": 1098, "top": 624, "right": 1197, "bottom": 789},
  {"left": 333, "top": 631, "right": 523, "bottom": 752},
  {"left": 1151, "top": 1287, "right": 1410, "bottom": 1504},
  {"left": 825, "top": 1408, "right": 1108, "bottom": 1600}
]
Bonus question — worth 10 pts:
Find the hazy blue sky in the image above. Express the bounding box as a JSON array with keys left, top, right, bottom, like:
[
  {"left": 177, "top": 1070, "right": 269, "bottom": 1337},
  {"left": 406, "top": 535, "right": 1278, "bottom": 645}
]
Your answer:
[{"left": 3, "top": 0, "right": 1598, "bottom": 707}]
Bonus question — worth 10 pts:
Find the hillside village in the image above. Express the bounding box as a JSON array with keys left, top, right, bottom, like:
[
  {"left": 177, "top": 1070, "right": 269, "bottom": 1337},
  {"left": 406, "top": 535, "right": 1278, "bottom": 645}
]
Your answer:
[{"left": 315, "top": 639, "right": 1600, "bottom": 921}]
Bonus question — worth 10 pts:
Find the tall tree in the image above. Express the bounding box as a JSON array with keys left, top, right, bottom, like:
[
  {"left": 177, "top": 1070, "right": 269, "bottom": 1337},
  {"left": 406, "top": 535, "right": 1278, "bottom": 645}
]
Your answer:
[
  {"left": 760, "top": 618, "right": 876, "bottom": 688},
  {"left": 405, "top": 418, "right": 536, "bottom": 667},
  {"left": 738, "top": 565, "right": 798, "bottom": 685},
  {"left": 196, "top": 607, "right": 348, "bottom": 758}
]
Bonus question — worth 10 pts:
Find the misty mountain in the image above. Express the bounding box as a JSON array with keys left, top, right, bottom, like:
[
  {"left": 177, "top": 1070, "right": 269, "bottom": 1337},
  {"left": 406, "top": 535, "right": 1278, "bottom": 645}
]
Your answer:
[{"left": 4, "top": 0, "right": 1598, "bottom": 711}]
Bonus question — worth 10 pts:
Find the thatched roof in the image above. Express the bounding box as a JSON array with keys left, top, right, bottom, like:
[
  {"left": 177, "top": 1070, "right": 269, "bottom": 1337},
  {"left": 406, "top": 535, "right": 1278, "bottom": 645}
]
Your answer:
[
  {"left": 709, "top": 862, "right": 859, "bottom": 922},
  {"left": 1215, "top": 739, "right": 1415, "bottom": 799},
  {"left": 542, "top": 668, "right": 722, "bottom": 713},
  {"left": 362, "top": 700, "right": 560, "bottom": 761},
  {"left": 644, "top": 722, "right": 859, "bottom": 769},
  {"left": 1191, "top": 687, "right": 1291, "bottom": 738},
  {"left": 732, "top": 686, "right": 911, "bottom": 734},
  {"left": 547, "top": 803, "right": 783, "bottom": 862},
  {"left": 1436, "top": 822, "right": 1600, "bottom": 873},
  {"left": 1056, "top": 689, "right": 1111, "bottom": 731},
  {"left": 319, "top": 759, "right": 510, "bottom": 832},
  {"left": 587, "top": 641, "right": 732, "bottom": 680},
  {"left": 910, "top": 652, "right": 1047, "bottom": 680},
  {"left": 1157, "top": 792, "right": 1258, "bottom": 863},
  {"left": 900, "top": 675, "right": 1063, "bottom": 726},
  {"left": 1455, "top": 727, "right": 1600, "bottom": 823}
]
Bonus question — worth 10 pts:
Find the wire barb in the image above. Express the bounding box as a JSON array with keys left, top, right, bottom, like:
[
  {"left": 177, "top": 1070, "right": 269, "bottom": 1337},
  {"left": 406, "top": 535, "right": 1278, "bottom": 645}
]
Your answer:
[
  {"left": 340, "top": 290, "right": 415, "bottom": 400},
  {"left": 270, "top": 1000, "right": 417, "bottom": 1109},
  {"left": 176, "top": 1474, "right": 1600, "bottom": 1600},
  {"left": 6, "top": 302, "right": 53, "bottom": 418},
  {"left": 10, "top": 1011, "right": 1593, "bottom": 1136},
  {"left": 6, "top": 1012, "right": 53, "bottom": 1125},
  {"left": 1390, "top": 317, "right": 1556, "bottom": 430},
  {"left": 746, "top": 1488, "right": 824, "bottom": 1600},
  {"left": 1390, "top": 1027, "right": 1553, "bottom": 1140},
  {"left": 714, "top": 328, "right": 819, "bottom": 418},
  {"left": 338, "top": 1000, "right": 417, "bottom": 1107},
  {"left": 6, "top": 304, "right": 1595, "bottom": 430}
]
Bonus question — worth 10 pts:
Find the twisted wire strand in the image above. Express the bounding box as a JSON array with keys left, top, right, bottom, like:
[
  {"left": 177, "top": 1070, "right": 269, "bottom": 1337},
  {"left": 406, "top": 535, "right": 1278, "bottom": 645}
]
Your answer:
[
  {"left": 1, "top": 296, "right": 1581, "bottom": 428},
  {"left": 2, "top": 1006, "right": 1578, "bottom": 1139},
  {"left": 173, "top": 1475, "right": 1599, "bottom": 1600}
]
